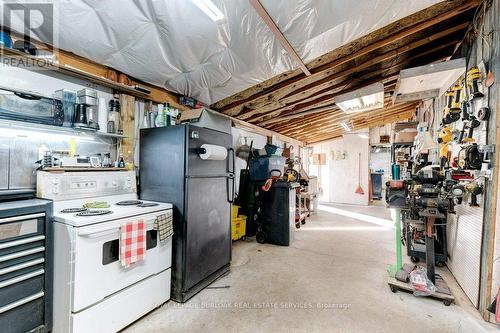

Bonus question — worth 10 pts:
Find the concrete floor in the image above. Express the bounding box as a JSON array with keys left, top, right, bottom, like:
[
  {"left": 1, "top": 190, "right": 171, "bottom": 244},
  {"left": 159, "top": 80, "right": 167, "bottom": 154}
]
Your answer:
[{"left": 124, "top": 204, "right": 498, "bottom": 333}]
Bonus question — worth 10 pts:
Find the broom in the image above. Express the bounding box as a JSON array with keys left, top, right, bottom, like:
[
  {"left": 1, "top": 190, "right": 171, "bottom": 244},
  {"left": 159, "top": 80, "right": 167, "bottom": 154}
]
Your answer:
[{"left": 355, "top": 152, "right": 365, "bottom": 195}]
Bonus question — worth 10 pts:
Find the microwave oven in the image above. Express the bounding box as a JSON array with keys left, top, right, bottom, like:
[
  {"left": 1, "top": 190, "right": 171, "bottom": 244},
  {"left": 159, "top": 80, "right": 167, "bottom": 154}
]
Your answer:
[{"left": 0, "top": 87, "right": 64, "bottom": 126}]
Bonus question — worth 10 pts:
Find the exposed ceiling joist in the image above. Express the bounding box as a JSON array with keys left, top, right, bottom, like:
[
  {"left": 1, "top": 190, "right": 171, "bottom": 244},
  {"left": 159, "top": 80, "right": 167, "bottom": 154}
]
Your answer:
[
  {"left": 213, "top": 0, "right": 478, "bottom": 113},
  {"left": 208, "top": 0, "right": 478, "bottom": 143},
  {"left": 248, "top": 0, "right": 311, "bottom": 76}
]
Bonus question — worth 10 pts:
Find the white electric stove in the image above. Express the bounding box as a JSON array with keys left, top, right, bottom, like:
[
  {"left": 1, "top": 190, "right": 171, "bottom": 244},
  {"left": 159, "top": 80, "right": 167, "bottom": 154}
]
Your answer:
[{"left": 37, "top": 171, "right": 173, "bottom": 333}]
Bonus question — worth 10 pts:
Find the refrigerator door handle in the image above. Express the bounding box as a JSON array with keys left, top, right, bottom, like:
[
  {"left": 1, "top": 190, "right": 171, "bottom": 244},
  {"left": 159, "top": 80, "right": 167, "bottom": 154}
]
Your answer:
[
  {"left": 227, "top": 174, "right": 235, "bottom": 203},
  {"left": 227, "top": 148, "right": 235, "bottom": 175}
]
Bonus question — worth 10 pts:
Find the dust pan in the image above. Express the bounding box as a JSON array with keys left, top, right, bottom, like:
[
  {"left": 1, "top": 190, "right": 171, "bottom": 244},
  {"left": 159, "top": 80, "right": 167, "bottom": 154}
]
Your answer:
[{"left": 355, "top": 152, "right": 365, "bottom": 195}]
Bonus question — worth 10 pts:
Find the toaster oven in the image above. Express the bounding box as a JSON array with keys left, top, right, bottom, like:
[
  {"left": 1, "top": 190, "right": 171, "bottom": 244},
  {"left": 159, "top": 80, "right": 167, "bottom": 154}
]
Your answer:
[{"left": 0, "top": 87, "right": 64, "bottom": 126}]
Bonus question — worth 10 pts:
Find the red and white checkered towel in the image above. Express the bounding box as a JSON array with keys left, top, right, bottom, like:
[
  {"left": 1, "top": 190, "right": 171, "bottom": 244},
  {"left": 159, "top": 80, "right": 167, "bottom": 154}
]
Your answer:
[{"left": 120, "top": 219, "right": 146, "bottom": 268}]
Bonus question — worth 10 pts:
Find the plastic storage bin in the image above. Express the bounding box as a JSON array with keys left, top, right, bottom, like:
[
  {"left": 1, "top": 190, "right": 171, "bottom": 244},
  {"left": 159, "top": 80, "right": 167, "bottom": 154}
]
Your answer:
[{"left": 249, "top": 156, "right": 286, "bottom": 181}]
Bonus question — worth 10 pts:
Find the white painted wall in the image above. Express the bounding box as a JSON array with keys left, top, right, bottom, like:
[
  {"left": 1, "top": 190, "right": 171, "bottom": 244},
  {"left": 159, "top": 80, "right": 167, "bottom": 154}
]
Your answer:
[{"left": 310, "top": 131, "right": 370, "bottom": 205}]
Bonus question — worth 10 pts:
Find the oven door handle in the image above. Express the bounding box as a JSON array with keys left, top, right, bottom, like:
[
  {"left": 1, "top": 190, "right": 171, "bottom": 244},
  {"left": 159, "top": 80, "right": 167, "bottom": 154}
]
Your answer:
[{"left": 78, "top": 221, "right": 155, "bottom": 238}]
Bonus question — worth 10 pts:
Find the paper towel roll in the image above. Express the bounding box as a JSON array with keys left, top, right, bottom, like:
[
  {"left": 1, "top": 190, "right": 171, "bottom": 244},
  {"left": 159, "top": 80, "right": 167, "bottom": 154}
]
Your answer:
[
  {"left": 98, "top": 97, "right": 108, "bottom": 133},
  {"left": 199, "top": 144, "right": 228, "bottom": 161}
]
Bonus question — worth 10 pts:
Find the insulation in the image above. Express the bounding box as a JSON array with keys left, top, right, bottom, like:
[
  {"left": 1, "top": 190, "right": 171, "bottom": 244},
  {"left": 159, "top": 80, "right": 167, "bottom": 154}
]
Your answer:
[{"left": 7, "top": 0, "right": 441, "bottom": 104}]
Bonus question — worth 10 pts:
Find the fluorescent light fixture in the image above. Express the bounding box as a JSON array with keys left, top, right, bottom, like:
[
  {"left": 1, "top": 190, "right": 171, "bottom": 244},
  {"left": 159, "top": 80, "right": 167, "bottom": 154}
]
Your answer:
[
  {"left": 336, "top": 83, "right": 384, "bottom": 114},
  {"left": 340, "top": 121, "right": 352, "bottom": 132},
  {"left": 192, "top": 0, "right": 225, "bottom": 22},
  {"left": 358, "top": 133, "right": 369, "bottom": 139},
  {"left": 394, "top": 58, "right": 466, "bottom": 103}
]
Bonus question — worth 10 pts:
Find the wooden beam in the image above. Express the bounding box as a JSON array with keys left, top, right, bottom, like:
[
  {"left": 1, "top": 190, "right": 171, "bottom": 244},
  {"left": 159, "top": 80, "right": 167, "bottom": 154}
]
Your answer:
[
  {"left": 229, "top": 23, "right": 467, "bottom": 119},
  {"left": 286, "top": 103, "right": 417, "bottom": 136},
  {"left": 249, "top": 35, "right": 461, "bottom": 122},
  {"left": 212, "top": 0, "right": 477, "bottom": 112},
  {"left": 288, "top": 105, "right": 416, "bottom": 139},
  {"left": 305, "top": 110, "right": 414, "bottom": 144},
  {"left": 248, "top": 0, "right": 311, "bottom": 76},
  {"left": 57, "top": 51, "right": 185, "bottom": 109},
  {"left": 258, "top": 81, "right": 398, "bottom": 127},
  {"left": 260, "top": 45, "right": 456, "bottom": 133},
  {"left": 272, "top": 100, "right": 413, "bottom": 134},
  {"left": 260, "top": 105, "right": 337, "bottom": 126}
]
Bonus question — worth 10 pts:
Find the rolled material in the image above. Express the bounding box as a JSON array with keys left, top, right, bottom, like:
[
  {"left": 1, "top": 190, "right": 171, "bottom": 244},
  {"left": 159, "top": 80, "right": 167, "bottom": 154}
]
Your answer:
[
  {"left": 98, "top": 97, "right": 108, "bottom": 133},
  {"left": 199, "top": 144, "right": 227, "bottom": 161}
]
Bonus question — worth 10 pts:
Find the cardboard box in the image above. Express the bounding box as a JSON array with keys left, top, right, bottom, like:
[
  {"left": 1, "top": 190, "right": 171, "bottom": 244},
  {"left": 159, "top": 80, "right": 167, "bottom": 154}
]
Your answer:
[
  {"left": 394, "top": 130, "right": 417, "bottom": 143},
  {"left": 312, "top": 153, "right": 326, "bottom": 165}
]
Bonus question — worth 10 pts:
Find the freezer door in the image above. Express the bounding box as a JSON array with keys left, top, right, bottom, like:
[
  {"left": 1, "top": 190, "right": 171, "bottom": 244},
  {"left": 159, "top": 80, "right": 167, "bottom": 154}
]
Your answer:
[
  {"left": 187, "top": 126, "right": 233, "bottom": 177},
  {"left": 184, "top": 177, "right": 231, "bottom": 290}
]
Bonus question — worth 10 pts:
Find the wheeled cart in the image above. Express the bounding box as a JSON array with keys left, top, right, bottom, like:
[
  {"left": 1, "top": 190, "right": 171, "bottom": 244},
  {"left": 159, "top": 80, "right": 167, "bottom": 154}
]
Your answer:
[{"left": 388, "top": 275, "right": 454, "bottom": 306}]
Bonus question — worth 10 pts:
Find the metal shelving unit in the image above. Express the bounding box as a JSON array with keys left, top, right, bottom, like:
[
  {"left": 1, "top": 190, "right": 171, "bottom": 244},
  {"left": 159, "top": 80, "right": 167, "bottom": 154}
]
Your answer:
[{"left": 0, "top": 119, "right": 126, "bottom": 139}]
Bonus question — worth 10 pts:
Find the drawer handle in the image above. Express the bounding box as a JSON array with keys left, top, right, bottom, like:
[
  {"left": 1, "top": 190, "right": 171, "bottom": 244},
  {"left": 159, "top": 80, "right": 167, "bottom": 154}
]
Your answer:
[
  {"left": 0, "top": 246, "right": 45, "bottom": 263},
  {"left": 0, "top": 291, "right": 44, "bottom": 314},
  {"left": 0, "top": 269, "right": 44, "bottom": 289},
  {"left": 0, "top": 258, "right": 45, "bottom": 276},
  {"left": 0, "top": 213, "right": 45, "bottom": 225},
  {"left": 0, "top": 235, "right": 45, "bottom": 250}
]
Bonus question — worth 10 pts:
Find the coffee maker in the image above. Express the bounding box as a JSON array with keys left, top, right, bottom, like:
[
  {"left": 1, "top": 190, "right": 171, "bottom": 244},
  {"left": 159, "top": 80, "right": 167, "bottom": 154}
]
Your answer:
[{"left": 74, "top": 88, "right": 99, "bottom": 130}]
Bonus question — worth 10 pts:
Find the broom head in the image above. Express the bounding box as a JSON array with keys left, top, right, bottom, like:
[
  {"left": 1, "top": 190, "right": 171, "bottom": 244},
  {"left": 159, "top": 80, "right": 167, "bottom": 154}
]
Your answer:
[{"left": 355, "top": 185, "right": 364, "bottom": 195}]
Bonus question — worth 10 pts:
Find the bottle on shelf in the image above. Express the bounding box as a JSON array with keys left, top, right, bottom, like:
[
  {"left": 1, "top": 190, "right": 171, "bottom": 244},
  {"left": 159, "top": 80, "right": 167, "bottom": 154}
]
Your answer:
[{"left": 118, "top": 154, "right": 125, "bottom": 168}]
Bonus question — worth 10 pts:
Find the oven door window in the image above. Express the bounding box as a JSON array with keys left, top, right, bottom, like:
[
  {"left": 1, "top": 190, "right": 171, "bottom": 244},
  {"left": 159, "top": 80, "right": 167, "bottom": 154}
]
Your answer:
[{"left": 102, "top": 230, "right": 158, "bottom": 265}]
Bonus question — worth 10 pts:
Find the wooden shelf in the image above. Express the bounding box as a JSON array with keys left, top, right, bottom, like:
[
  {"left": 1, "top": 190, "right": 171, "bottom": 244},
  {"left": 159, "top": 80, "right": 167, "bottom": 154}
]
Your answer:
[{"left": 0, "top": 46, "right": 150, "bottom": 99}]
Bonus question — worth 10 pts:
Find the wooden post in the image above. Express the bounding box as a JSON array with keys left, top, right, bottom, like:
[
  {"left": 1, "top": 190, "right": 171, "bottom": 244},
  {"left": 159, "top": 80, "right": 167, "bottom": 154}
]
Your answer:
[
  {"left": 119, "top": 94, "right": 136, "bottom": 164},
  {"left": 481, "top": 85, "right": 500, "bottom": 319}
]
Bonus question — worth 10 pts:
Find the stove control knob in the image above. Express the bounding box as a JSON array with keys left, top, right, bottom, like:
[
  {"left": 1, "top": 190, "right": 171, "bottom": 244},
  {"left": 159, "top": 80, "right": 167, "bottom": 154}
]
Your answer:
[
  {"left": 52, "top": 178, "right": 59, "bottom": 185},
  {"left": 52, "top": 187, "right": 59, "bottom": 194},
  {"left": 112, "top": 181, "right": 117, "bottom": 187}
]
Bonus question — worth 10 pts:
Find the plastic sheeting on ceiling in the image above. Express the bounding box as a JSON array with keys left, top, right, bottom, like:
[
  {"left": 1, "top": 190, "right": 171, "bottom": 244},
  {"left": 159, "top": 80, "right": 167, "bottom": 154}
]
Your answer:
[{"left": 35, "top": 0, "right": 442, "bottom": 104}]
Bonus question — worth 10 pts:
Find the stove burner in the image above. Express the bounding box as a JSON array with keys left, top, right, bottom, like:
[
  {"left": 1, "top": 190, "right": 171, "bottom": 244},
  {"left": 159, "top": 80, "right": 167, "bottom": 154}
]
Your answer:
[
  {"left": 138, "top": 202, "right": 159, "bottom": 207},
  {"left": 60, "top": 208, "right": 88, "bottom": 214},
  {"left": 75, "top": 210, "right": 113, "bottom": 217},
  {"left": 115, "top": 200, "right": 143, "bottom": 206}
]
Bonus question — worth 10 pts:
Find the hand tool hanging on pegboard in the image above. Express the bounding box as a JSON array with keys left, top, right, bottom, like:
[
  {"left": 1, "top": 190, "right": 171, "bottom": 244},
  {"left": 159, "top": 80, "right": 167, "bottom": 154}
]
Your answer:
[
  {"left": 437, "top": 127, "right": 452, "bottom": 167},
  {"left": 465, "top": 182, "right": 483, "bottom": 207},
  {"left": 467, "top": 67, "right": 484, "bottom": 98}
]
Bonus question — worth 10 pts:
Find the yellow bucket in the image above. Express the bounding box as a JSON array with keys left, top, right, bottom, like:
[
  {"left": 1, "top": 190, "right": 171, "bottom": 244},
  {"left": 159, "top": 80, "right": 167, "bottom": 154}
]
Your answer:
[{"left": 232, "top": 215, "right": 247, "bottom": 241}]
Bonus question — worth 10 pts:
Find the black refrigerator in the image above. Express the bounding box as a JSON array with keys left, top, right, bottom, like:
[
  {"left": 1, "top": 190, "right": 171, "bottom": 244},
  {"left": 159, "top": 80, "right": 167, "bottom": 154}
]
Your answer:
[{"left": 139, "top": 124, "right": 234, "bottom": 302}]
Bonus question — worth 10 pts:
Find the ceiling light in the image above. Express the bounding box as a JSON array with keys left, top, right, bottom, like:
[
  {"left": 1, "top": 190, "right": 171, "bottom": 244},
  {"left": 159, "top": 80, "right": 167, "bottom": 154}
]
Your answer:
[
  {"left": 358, "top": 133, "right": 369, "bottom": 139},
  {"left": 192, "top": 0, "right": 225, "bottom": 22},
  {"left": 340, "top": 122, "right": 352, "bottom": 132},
  {"left": 393, "top": 58, "right": 465, "bottom": 103},
  {"left": 336, "top": 83, "right": 384, "bottom": 114}
]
